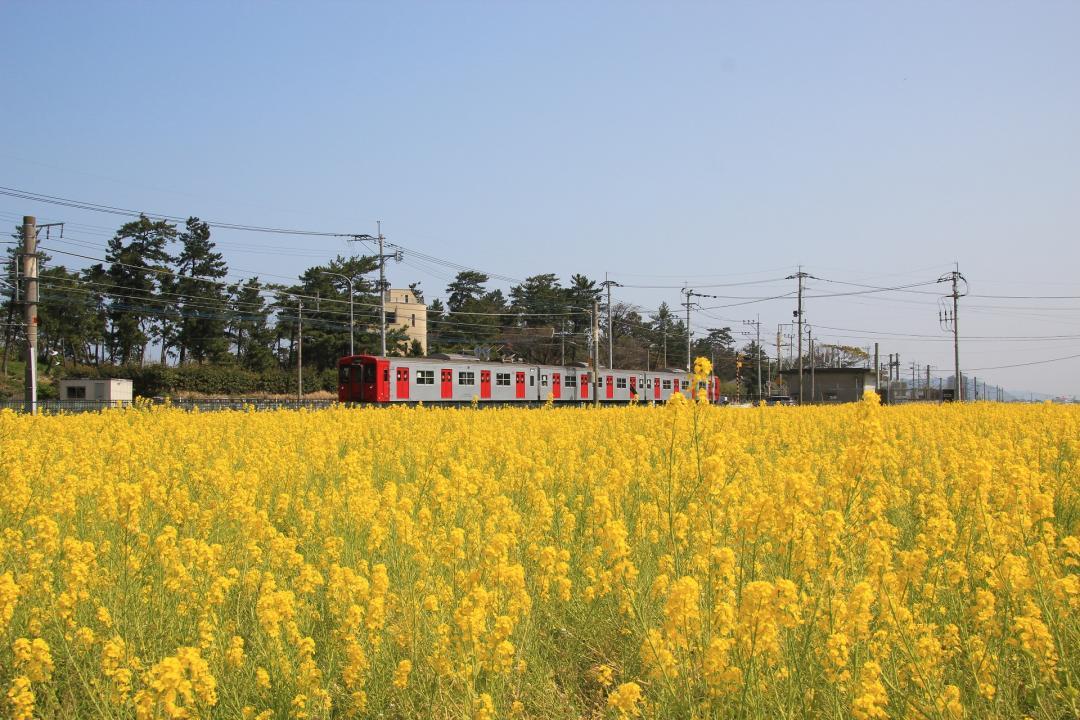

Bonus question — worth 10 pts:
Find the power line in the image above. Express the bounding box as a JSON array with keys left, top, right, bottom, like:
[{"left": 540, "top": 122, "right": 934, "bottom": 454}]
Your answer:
[
  {"left": 0, "top": 186, "right": 353, "bottom": 237},
  {"left": 966, "top": 353, "right": 1080, "bottom": 371}
]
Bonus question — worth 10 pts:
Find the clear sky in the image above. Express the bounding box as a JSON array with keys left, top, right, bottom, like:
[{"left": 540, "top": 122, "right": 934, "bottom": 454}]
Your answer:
[{"left": 3, "top": 1, "right": 1079, "bottom": 397}]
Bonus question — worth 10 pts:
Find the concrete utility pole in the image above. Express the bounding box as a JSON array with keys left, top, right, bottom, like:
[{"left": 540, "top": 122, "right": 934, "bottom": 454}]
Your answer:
[
  {"left": 318, "top": 271, "right": 354, "bottom": 356},
  {"left": 592, "top": 298, "right": 600, "bottom": 407},
  {"left": 377, "top": 222, "right": 387, "bottom": 356},
  {"left": 787, "top": 268, "right": 813, "bottom": 405},
  {"left": 743, "top": 316, "right": 762, "bottom": 400},
  {"left": 874, "top": 342, "right": 879, "bottom": 397},
  {"left": 22, "top": 217, "right": 37, "bottom": 414},
  {"left": 601, "top": 275, "right": 620, "bottom": 369},
  {"left": 939, "top": 265, "right": 966, "bottom": 400},
  {"left": 297, "top": 299, "right": 303, "bottom": 402},
  {"left": 926, "top": 364, "right": 932, "bottom": 401},
  {"left": 347, "top": 225, "right": 399, "bottom": 357},
  {"left": 681, "top": 288, "right": 693, "bottom": 373}
]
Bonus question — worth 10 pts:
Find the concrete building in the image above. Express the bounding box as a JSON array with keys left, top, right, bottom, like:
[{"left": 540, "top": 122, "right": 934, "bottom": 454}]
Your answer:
[
  {"left": 58, "top": 378, "right": 134, "bottom": 406},
  {"left": 780, "top": 367, "right": 877, "bottom": 404},
  {"left": 384, "top": 288, "right": 427, "bottom": 354}
]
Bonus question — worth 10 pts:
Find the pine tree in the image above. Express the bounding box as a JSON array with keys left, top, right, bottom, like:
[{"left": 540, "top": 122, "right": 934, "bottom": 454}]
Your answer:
[
  {"left": 104, "top": 216, "right": 176, "bottom": 365},
  {"left": 172, "top": 218, "right": 229, "bottom": 364}
]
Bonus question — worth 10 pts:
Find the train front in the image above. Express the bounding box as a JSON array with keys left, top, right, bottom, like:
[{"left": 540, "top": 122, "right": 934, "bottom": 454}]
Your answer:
[{"left": 338, "top": 355, "right": 384, "bottom": 403}]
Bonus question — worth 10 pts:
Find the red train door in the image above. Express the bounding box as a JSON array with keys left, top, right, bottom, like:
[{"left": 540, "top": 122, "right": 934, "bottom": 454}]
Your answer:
[
  {"left": 515, "top": 372, "right": 526, "bottom": 399},
  {"left": 552, "top": 372, "right": 561, "bottom": 399},
  {"left": 440, "top": 368, "right": 453, "bottom": 400},
  {"left": 673, "top": 378, "right": 680, "bottom": 395},
  {"left": 396, "top": 366, "right": 410, "bottom": 400},
  {"left": 581, "top": 374, "right": 589, "bottom": 400},
  {"left": 480, "top": 370, "right": 491, "bottom": 399},
  {"left": 376, "top": 359, "right": 390, "bottom": 402},
  {"left": 629, "top": 376, "right": 637, "bottom": 400},
  {"left": 654, "top": 377, "right": 661, "bottom": 401},
  {"left": 606, "top": 375, "right": 614, "bottom": 400}
]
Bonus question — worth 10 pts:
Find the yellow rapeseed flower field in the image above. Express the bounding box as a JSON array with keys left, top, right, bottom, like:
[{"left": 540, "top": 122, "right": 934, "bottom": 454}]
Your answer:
[{"left": 1, "top": 390, "right": 1079, "bottom": 719}]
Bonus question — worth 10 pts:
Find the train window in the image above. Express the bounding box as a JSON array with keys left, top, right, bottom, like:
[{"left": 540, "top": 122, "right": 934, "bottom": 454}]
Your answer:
[
  {"left": 541, "top": 375, "right": 548, "bottom": 386},
  {"left": 496, "top": 372, "right": 511, "bottom": 386},
  {"left": 363, "top": 364, "right": 376, "bottom": 383},
  {"left": 663, "top": 379, "right": 671, "bottom": 389},
  {"left": 597, "top": 376, "right": 604, "bottom": 387},
  {"left": 458, "top": 371, "right": 475, "bottom": 386},
  {"left": 565, "top": 375, "right": 577, "bottom": 388},
  {"left": 530, "top": 376, "right": 535, "bottom": 386},
  {"left": 384, "top": 368, "right": 389, "bottom": 382},
  {"left": 646, "top": 379, "right": 652, "bottom": 388},
  {"left": 616, "top": 378, "right": 627, "bottom": 389},
  {"left": 416, "top": 370, "right": 435, "bottom": 385}
]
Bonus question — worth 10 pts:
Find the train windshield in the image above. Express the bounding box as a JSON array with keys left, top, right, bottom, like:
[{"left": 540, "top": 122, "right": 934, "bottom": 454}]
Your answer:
[{"left": 362, "top": 363, "right": 376, "bottom": 384}]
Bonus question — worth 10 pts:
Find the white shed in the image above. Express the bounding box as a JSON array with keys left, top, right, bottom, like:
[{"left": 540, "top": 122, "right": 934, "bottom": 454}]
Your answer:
[{"left": 58, "top": 378, "right": 134, "bottom": 405}]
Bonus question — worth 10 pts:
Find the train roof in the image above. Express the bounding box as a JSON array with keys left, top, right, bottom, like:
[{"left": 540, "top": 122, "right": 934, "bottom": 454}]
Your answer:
[{"left": 338, "top": 354, "right": 693, "bottom": 375}]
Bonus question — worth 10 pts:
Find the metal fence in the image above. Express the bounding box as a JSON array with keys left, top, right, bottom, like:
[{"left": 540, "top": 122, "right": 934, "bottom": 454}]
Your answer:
[{"left": 0, "top": 398, "right": 339, "bottom": 414}]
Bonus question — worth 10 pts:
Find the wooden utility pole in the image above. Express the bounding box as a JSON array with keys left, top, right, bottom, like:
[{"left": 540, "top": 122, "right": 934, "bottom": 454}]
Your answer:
[{"left": 23, "top": 217, "right": 37, "bottom": 414}]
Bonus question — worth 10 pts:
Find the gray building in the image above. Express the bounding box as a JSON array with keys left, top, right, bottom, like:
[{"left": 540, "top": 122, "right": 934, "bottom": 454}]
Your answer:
[{"left": 779, "top": 367, "right": 877, "bottom": 404}]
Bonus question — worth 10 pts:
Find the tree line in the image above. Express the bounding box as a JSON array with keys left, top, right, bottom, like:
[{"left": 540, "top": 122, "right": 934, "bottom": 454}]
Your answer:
[{"left": 2, "top": 216, "right": 770, "bottom": 394}]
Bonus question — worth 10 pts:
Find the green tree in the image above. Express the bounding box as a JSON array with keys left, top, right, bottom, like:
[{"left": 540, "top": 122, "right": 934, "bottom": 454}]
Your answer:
[
  {"left": 437, "top": 272, "right": 507, "bottom": 354},
  {"left": 227, "top": 278, "right": 276, "bottom": 371},
  {"left": 446, "top": 270, "right": 489, "bottom": 313},
  {"left": 693, "top": 327, "right": 735, "bottom": 378},
  {"left": 104, "top": 216, "right": 176, "bottom": 365},
  {"left": 37, "top": 266, "right": 97, "bottom": 366},
  {"left": 171, "top": 217, "right": 230, "bottom": 364}
]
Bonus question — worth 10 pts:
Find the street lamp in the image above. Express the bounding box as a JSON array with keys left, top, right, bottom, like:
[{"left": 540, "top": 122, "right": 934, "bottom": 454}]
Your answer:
[{"left": 317, "top": 270, "right": 354, "bottom": 357}]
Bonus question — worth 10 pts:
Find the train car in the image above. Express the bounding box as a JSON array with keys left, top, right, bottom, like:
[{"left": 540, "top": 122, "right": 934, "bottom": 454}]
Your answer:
[{"left": 337, "top": 353, "right": 720, "bottom": 405}]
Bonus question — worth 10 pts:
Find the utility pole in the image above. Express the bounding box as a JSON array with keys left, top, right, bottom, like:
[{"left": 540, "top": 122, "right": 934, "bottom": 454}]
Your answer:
[
  {"left": 592, "top": 298, "right": 599, "bottom": 407},
  {"left": 601, "top": 276, "right": 620, "bottom": 369},
  {"left": 743, "top": 316, "right": 762, "bottom": 400},
  {"left": 377, "top": 221, "right": 386, "bottom": 356},
  {"left": 786, "top": 267, "right": 813, "bottom": 405},
  {"left": 874, "top": 342, "right": 879, "bottom": 398},
  {"left": 925, "top": 364, "right": 932, "bottom": 401},
  {"left": 318, "top": 270, "right": 354, "bottom": 356},
  {"left": 297, "top": 299, "right": 303, "bottom": 402},
  {"left": 560, "top": 319, "right": 566, "bottom": 366},
  {"left": 681, "top": 288, "right": 693, "bottom": 373},
  {"left": 662, "top": 326, "right": 667, "bottom": 369},
  {"left": 939, "top": 265, "right": 966, "bottom": 400},
  {"left": 755, "top": 314, "right": 761, "bottom": 400},
  {"left": 347, "top": 225, "right": 400, "bottom": 357},
  {"left": 22, "top": 216, "right": 37, "bottom": 414}
]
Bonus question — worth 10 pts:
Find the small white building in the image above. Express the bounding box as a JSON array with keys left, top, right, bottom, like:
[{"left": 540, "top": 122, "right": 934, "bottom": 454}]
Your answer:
[{"left": 59, "top": 378, "right": 134, "bottom": 405}]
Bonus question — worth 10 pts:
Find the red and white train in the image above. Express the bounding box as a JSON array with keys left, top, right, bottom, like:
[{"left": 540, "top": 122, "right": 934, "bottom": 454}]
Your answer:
[{"left": 337, "top": 354, "right": 722, "bottom": 404}]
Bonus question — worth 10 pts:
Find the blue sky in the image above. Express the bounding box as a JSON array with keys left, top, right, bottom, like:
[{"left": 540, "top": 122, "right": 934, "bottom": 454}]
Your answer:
[{"left": 3, "top": 1, "right": 1079, "bottom": 396}]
